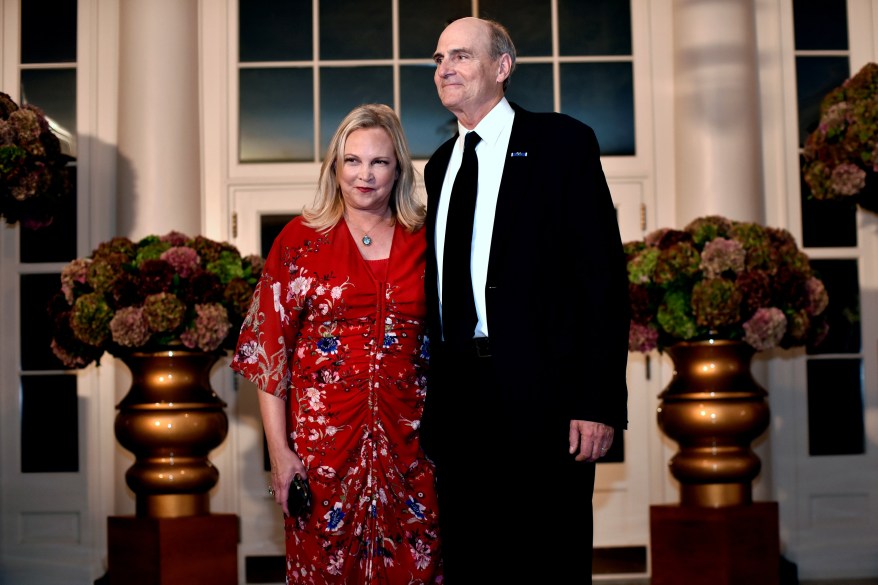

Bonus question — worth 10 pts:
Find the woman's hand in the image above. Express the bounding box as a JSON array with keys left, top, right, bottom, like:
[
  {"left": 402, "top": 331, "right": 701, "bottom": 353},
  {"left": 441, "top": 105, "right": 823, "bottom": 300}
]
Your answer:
[
  {"left": 258, "top": 390, "right": 308, "bottom": 515},
  {"left": 269, "top": 449, "right": 308, "bottom": 516}
]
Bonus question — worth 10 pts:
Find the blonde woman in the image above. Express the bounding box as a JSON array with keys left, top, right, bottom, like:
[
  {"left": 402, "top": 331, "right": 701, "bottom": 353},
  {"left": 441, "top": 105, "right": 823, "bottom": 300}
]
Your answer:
[{"left": 232, "top": 104, "right": 441, "bottom": 584}]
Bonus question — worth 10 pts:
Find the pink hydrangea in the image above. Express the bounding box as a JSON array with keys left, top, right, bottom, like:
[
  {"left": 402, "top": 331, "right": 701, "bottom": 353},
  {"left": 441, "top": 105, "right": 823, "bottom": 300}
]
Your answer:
[
  {"left": 48, "top": 230, "right": 263, "bottom": 370},
  {"left": 109, "top": 306, "right": 151, "bottom": 347},
  {"left": 60, "top": 257, "right": 92, "bottom": 303},
  {"left": 628, "top": 322, "right": 659, "bottom": 353},
  {"left": 160, "top": 246, "right": 201, "bottom": 278},
  {"left": 50, "top": 339, "right": 92, "bottom": 368},
  {"left": 644, "top": 228, "right": 671, "bottom": 247},
  {"left": 159, "top": 231, "right": 191, "bottom": 246},
  {"left": 699, "top": 237, "right": 746, "bottom": 279},
  {"left": 244, "top": 254, "right": 265, "bottom": 276},
  {"left": 805, "top": 277, "right": 829, "bottom": 316},
  {"left": 829, "top": 162, "right": 867, "bottom": 196},
  {"left": 180, "top": 303, "right": 231, "bottom": 352},
  {"left": 818, "top": 102, "right": 847, "bottom": 137},
  {"left": 742, "top": 307, "right": 787, "bottom": 351}
]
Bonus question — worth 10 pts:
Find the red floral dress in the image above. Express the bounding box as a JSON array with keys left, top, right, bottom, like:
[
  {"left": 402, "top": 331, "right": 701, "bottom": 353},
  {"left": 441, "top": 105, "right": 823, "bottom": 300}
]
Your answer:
[{"left": 231, "top": 217, "right": 442, "bottom": 584}]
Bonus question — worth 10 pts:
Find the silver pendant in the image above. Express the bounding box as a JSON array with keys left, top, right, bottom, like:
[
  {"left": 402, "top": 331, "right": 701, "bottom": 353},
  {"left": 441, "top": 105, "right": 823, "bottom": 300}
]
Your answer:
[{"left": 362, "top": 235, "right": 372, "bottom": 246}]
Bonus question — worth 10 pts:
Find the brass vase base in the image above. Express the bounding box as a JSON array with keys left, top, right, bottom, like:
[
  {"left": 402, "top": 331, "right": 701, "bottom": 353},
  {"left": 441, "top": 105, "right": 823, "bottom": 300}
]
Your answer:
[
  {"left": 115, "top": 349, "right": 229, "bottom": 518},
  {"left": 681, "top": 483, "right": 750, "bottom": 507},
  {"left": 659, "top": 340, "right": 770, "bottom": 507},
  {"left": 136, "top": 493, "right": 210, "bottom": 518}
]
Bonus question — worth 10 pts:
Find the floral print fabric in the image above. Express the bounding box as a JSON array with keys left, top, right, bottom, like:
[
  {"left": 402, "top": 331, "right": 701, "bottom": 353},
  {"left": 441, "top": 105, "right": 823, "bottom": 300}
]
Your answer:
[{"left": 232, "top": 217, "right": 442, "bottom": 584}]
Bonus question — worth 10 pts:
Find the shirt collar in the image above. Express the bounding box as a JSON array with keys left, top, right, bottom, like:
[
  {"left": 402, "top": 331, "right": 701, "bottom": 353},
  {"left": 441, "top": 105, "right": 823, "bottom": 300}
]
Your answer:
[{"left": 457, "top": 98, "right": 514, "bottom": 149}]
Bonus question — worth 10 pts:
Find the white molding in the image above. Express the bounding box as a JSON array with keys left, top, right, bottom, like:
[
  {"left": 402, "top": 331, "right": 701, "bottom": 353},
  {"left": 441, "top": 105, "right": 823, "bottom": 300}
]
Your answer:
[{"left": 200, "top": 0, "right": 231, "bottom": 242}]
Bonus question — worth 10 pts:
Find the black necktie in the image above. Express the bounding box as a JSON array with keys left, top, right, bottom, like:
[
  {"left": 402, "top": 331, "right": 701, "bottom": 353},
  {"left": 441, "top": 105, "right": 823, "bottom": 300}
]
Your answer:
[{"left": 442, "top": 131, "right": 482, "bottom": 347}]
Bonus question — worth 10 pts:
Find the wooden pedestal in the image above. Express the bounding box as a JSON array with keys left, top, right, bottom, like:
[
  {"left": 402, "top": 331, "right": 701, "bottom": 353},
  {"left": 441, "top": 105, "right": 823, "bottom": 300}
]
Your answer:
[
  {"left": 107, "top": 514, "right": 238, "bottom": 585},
  {"left": 650, "top": 502, "right": 780, "bottom": 585}
]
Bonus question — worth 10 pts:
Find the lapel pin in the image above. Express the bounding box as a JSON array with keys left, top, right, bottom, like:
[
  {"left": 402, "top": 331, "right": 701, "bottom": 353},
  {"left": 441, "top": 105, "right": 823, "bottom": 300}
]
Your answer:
[{"left": 510, "top": 152, "right": 528, "bottom": 157}]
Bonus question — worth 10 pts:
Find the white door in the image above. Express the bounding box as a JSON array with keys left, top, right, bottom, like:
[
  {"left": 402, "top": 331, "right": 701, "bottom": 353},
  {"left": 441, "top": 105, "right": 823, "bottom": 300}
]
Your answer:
[
  {"left": 0, "top": 232, "right": 114, "bottom": 585},
  {"left": 592, "top": 180, "right": 659, "bottom": 560},
  {"left": 229, "top": 184, "right": 319, "bottom": 583}
]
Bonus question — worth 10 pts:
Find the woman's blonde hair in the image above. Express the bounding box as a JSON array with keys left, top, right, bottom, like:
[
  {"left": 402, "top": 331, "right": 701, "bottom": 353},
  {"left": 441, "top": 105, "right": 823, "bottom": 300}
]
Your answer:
[{"left": 302, "top": 103, "right": 424, "bottom": 232}]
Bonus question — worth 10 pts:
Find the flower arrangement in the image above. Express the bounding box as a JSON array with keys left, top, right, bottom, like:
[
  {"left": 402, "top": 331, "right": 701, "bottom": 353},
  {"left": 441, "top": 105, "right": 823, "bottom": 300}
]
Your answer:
[
  {"left": 48, "top": 231, "right": 264, "bottom": 368},
  {"left": 802, "top": 62, "right": 878, "bottom": 211},
  {"left": 0, "top": 92, "right": 73, "bottom": 228},
  {"left": 625, "top": 215, "right": 830, "bottom": 354}
]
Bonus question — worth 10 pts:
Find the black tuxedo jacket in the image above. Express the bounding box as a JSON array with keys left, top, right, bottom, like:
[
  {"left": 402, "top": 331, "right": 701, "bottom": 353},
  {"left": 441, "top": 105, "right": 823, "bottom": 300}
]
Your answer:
[{"left": 423, "top": 103, "right": 630, "bottom": 434}]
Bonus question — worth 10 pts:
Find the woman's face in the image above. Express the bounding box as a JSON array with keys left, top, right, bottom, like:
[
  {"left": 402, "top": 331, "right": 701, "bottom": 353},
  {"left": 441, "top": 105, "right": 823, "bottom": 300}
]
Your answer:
[{"left": 338, "top": 127, "right": 399, "bottom": 213}]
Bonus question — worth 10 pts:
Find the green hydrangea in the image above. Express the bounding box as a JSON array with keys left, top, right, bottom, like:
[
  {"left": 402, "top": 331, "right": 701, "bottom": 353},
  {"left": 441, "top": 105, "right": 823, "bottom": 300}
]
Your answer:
[
  {"left": 802, "top": 62, "right": 878, "bottom": 207},
  {"left": 49, "top": 230, "right": 266, "bottom": 368},
  {"left": 70, "top": 292, "right": 113, "bottom": 347},
  {"left": 624, "top": 215, "right": 830, "bottom": 354},
  {"left": 692, "top": 278, "right": 742, "bottom": 329},
  {"left": 627, "top": 248, "right": 659, "bottom": 284},
  {"left": 143, "top": 292, "right": 186, "bottom": 333},
  {"left": 135, "top": 237, "right": 173, "bottom": 265},
  {"left": 657, "top": 289, "right": 698, "bottom": 341},
  {"left": 654, "top": 242, "right": 700, "bottom": 286},
  {"left": 207, "top": 250, "right": 246, "bottom": 284}
]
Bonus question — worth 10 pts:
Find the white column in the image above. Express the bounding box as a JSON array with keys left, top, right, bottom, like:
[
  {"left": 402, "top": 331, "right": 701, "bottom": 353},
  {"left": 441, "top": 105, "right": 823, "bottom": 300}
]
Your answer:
[
  {"left": 116, "top": 0, "right": 201, "bottom": 239},
  {"left": 673, "top": 0, "right": 763, "bottom": 225}
]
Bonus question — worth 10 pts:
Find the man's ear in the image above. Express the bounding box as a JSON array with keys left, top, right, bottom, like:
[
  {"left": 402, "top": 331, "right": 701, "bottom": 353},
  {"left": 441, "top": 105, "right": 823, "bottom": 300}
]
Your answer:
[{"left": 497, "top": 53, "right": 512, "bottom": 83}]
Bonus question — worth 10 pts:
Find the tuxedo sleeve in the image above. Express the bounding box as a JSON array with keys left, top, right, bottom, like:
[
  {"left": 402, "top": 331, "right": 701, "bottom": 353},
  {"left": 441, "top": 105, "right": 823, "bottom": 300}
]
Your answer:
[{"left": 560, "top": 120, "right": 630, "bottom": 429}]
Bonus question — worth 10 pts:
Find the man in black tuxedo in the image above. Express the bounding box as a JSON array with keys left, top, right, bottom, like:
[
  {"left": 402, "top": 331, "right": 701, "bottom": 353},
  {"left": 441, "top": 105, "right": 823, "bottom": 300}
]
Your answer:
[{"left": 420, "top": 16, "right": 630, "bottom": 583}]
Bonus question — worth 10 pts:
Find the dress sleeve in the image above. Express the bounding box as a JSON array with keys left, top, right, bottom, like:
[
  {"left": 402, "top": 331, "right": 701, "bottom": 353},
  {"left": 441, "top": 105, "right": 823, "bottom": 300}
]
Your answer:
[{"left": 230, "top": 228, "right": 303, "bottom": 400}]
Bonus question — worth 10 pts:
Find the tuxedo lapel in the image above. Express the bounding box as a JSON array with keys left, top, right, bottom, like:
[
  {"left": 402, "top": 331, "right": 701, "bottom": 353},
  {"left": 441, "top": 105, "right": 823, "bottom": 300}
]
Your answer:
[
  {"left": 425, "top": 140, "right": 454, "bottom": 239},
  {"left": 486, "top": 111, "right": 534, "bottom": 285},
  {"left": 424, "top": 137, "right": 456, "bottom": 344}
]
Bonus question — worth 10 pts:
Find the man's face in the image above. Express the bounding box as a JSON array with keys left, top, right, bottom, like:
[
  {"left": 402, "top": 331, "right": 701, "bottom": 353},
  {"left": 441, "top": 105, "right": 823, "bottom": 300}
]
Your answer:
[{"left": 432, "top": 18, "right": 506, "bottom": 122}]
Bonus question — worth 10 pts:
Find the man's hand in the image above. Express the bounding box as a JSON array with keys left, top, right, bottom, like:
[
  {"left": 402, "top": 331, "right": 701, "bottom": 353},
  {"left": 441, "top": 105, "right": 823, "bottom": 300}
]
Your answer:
[{"left": 569, "top": 420, "right": 615, "bottom": 462}]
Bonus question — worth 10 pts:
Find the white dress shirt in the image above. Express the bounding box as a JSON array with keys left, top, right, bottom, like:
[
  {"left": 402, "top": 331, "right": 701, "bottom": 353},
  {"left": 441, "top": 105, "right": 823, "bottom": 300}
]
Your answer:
[{"left": 436, "top": 98, "right": 515, "bottom": 339}]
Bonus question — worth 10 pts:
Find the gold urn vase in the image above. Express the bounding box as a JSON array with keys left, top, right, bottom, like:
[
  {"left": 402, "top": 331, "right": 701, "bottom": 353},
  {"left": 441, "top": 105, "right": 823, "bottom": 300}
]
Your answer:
[
  {"left": 114, "top": 348, "right": 229, "bottom": 518},
  {"left": 657, "top": 339, "right": 770, "bottom": 507}
]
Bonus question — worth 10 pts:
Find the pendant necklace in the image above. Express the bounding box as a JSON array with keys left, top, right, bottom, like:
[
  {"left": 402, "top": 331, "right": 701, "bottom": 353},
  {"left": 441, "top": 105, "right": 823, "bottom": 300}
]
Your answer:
[{"left": 349, "top": 212, "right": 390, "bottom": 246}]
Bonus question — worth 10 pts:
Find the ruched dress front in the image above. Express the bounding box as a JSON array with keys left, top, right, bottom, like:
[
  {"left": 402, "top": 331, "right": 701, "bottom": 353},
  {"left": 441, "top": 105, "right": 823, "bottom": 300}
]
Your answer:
[{"left": 231, "top": 217, "right": 442, "bottom": 584}]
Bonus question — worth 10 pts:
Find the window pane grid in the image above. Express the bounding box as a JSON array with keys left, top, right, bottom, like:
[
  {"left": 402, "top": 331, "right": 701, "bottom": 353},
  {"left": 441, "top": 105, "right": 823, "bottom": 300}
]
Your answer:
[
  {"left": 792, "top": 1, "right": 852, "bottom": 250},
  {"left": 790, "top": 2, "right": 864, "bottom": 464},
  {"left": 236, "top": 0, "right": 636, "bottom": 164}
]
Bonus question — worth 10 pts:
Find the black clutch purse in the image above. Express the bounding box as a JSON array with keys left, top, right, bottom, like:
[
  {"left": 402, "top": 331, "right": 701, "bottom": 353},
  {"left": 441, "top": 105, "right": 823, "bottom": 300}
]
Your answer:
[{"left": 287, "top": 474, "right": 312, "bottom": 516}]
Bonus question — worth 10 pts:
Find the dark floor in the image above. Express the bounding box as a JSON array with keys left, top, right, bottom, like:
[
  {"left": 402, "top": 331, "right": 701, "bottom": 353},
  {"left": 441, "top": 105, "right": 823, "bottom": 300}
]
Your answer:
[
  {"left": 589, "top": 546, "right": 878, "bottom": 585},
  {"left": 594, "top": 576, "right": 878, "bottom": 585},
  {"left": 243, "top": 549, "right": 878, "bottom": 585},
  {"left": 800, "top": 581, "right": 878, "bottom": 585}
]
